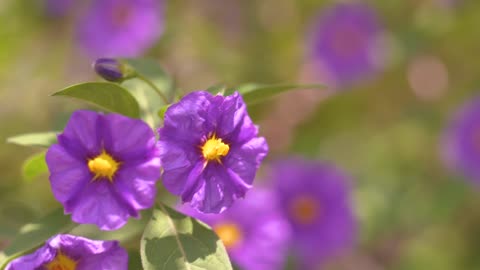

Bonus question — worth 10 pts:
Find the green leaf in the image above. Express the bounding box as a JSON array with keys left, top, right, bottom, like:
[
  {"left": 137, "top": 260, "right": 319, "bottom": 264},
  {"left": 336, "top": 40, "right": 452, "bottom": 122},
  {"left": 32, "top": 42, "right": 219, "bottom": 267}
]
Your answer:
[
  {"left": 121, "top": 59, "right": 174, "bottom": 127},
  {"left": 206, "top": 84, "right": 226, "bottom": 95},
  {"left": 53, "top": 82, "right": 140, "bottom": 118},
  {"left": 225, "top": 83, "right": 326, "bottom": 105},
  {"left": 141, "top": 203, "right": 233, "bottom": 270},
  {"left": 0, "top": 208, "right": 75, "bottom": 269},
  {"left": 22, "top": 151, "right": 48, "bottom": 182},
  {"left": 6, "top": 131, "right": 58, "bottom": 147},
  {"left": 157, "top": 104, "right": 171, "bottom": 120}
]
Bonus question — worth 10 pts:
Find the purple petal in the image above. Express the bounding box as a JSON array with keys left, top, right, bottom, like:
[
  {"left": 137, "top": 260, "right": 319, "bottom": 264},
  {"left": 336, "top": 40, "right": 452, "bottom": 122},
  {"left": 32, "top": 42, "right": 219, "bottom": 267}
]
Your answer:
[
  {"left": 58, "top": 110, "right": 102, "bottom": 158},
  {"left": 113, "top": 157, "right": 161, "bottom": 210},
  {"left": 46, "top": 144, "right": 91, "bottom": 203},
  {"left": 68, "top": 181, "right": 135, "bottom": 230}
]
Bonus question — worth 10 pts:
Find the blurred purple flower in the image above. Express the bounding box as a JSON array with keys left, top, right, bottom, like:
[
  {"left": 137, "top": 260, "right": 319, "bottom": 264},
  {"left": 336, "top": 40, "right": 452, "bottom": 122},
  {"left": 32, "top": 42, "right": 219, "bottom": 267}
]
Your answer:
[
  {"left": 443, "top": 98, "right": 480, "bottom": 183},
  {"left": 6, "top": 234, "right": 127, "bottom": 270},
  {"left": 46, "top": 110, "right": 161, "bottom": 230},
  {"left": 272, "top": 158, "right": 356, "bottom": 268},
  {"left": 45, "top": 0, "right": 74, "bottom": 17},
  {"left": 180, "top": 189, "right": 290, "bottom": 270},
  {"left": 308, "top": 3, "right": 383, "bottom": 87},
  {"left": 76, "top": 0, "right": 163, "bottom": 58},
  {"left": 158, "top": 91, "right": 268, "bottom": 214}
]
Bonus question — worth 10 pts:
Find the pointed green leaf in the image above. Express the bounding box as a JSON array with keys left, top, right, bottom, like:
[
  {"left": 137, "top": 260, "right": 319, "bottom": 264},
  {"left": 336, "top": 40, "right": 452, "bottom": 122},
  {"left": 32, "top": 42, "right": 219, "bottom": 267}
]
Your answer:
[
  {"left": 225, "top": 83, "right": 326, "bottom": 105},
  {"left": 141, "top": 203, "right": 233, "bottom": 270},
  {"left": 53, "top": 82, "right": 140, "bottom": 118},
  {"left": 22, "top": 151, "right": 48, "bottom": 182},
  {"left": 0, "top": 208, "right": 75, "bottom": 269},
  {"left": 6, "top": 131, "right": 58, "bottom": 148}
]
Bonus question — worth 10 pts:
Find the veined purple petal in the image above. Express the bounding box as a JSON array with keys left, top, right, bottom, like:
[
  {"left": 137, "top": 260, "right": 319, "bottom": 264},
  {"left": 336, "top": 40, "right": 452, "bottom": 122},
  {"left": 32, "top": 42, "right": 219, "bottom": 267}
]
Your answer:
[{"left": 159, "top": 91, "right": 268, "bottom": 213}]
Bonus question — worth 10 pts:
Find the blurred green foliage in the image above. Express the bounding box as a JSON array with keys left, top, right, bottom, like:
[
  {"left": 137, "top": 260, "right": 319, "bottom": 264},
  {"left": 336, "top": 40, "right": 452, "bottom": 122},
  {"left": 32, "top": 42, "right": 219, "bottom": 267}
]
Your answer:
[{"left": 1, "top": 0, "right": 480, "bottom": 269}]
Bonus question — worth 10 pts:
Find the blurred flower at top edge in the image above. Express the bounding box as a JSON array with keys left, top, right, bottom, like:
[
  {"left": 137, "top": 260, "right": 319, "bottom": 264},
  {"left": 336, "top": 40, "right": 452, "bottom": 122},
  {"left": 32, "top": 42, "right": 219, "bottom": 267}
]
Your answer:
[
  {"left": 76, "top": 0, "right": 163, "bottom": 58},
  {"left": 272, "top": 158, "right": 357, "bottom": 269},
  {"left": 179, "top": 189, "right": 290, "bottom": 270},
  {"left": 306, "top": 2, "right": 386, "bottom": 89},
  {"left": 45, "top": 0, "right": 74, "bottom": 17},
  {"left": 442, "top": 97, "right": 480, "bottom": 185}
]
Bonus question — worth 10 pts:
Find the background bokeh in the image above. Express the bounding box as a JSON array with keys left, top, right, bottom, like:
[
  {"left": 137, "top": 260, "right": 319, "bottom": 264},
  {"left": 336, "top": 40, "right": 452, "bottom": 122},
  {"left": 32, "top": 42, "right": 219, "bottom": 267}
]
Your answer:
[{"left": 1, "top": 0, "right": 480, "bottom": 269}]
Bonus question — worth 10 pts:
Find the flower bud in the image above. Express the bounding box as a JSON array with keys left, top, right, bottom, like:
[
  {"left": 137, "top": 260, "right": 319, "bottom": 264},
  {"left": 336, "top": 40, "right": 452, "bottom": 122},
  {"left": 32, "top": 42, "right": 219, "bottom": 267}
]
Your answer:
[{"left": 93, "top": 58, "right": 126, "bottom": 82}]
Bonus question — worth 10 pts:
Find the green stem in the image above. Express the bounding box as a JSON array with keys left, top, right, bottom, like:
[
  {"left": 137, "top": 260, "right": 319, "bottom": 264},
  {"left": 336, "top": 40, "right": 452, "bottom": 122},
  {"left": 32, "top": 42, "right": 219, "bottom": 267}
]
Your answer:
[{"left": 136, "top": 74, "right": 169, "bottom": 104}]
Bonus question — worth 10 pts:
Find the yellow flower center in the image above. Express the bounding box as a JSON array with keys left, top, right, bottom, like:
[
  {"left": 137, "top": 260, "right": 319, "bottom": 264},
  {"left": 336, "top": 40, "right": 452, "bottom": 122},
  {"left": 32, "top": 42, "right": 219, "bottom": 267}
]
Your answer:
[
  {"left": 213, "top": 222, "right": 242, "bottom": 249},
  {"left": 201, "top": 136, "right": 230, "bottom": 162},
  {"left": 289, "top": 195, "right": 319, "bottom": 225},
  {"left": 45, "top": 251, "right": 77, "bottom": 270},
  {"left": 88, "top": 150, "right": 120, "bottom": 181}
]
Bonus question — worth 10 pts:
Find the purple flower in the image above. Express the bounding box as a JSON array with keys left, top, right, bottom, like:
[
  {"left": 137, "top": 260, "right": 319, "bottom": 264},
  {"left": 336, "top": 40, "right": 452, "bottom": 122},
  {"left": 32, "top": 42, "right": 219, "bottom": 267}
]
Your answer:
[
  {"left": 46, "top": 110, "right": 161, "bottom": 230},
  {"left": 180, "top": 189, "right": 290, "bottom": 270},
  {"left": 76, "top": 0, "right": 163, "bottom": 58},
  {"left": 272, "top": 158, "right": 356, "bottom": 268},
  {"left": 443, "top": 98, "right": 480, "bottom": 183},
  {"left": 6, "top": 234, "right": 127, "bottom": 270},
  {"left": 308, "top": 3, "right": 383, "bottom": 87},
  {"left": 45, "top": 0, "right": 74, "bottom": 17},
  {"left": 158, "top": 91, "right": 268, "bottom": 214}
]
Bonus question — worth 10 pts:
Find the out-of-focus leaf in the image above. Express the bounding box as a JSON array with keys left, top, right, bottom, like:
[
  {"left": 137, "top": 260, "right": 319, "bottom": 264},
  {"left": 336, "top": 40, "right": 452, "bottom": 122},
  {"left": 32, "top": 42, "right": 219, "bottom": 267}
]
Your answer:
[
  {"left": 157, "top": 104, "right": 170, "bottom": 120},
  {"left": 140, "top": 203, "right": 232, "bottom": 270},
  {"left": 225, "top": 83, "right": 325, "bottom": 104},
  {"left": 0, "top": 208, "right": 75, "bottom": 269},
  {"left": 206, "top": 83, "right": 226, "bottom": 95},
  {"left": 22, "top": 151, "right": 48, "bottom": 182},
  {"left": 128, "top": 250, "right": 143, "bottom": 270},
  {"left": 6, "top": 132, "right": 58, "bottom": 148},
  {"left": 53, "top": 82, "right": 140, "bottom": 118},
  {"left": 121, "top": 59, "right": 174, "bottom": 127}
]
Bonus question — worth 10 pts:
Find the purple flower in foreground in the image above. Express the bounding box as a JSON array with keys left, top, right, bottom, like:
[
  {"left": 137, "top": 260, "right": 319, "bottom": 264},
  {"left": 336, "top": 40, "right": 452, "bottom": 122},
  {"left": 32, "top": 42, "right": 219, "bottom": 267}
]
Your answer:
[
  {"left": 443, "top": 98, "right": 480, "bottom": 184},
  {"left": 46, "top": 110, "right": 161, "bottom": 230},
  {"left": 76, "top": 0, "right": 163, "bottom": 58},
  {"left": 6, "top": 234, "right": 127, "bottom": 270},
  {"left": 159, "top": 91, "right": 268, "bottom": 213},
  {"left": 309, "top": 3, "right": 383, "bottom": 86},
  {"left": 180, "top": 190, "right": 290, "bottom": 270},
  {"left": 272, "top": 158, "right": 356, "bottom": 268}
]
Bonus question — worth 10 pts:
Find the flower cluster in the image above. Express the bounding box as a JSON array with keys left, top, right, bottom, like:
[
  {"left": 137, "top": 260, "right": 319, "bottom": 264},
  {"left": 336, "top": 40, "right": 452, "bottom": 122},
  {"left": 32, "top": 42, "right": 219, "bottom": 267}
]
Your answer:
[{"left": 181, "top": 158, "right": 357, "bottom": 269}]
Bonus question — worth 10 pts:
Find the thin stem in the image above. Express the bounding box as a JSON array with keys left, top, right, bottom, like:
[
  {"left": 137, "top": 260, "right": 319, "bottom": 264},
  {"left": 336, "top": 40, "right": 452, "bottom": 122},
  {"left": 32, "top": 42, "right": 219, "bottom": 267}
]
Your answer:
[{"left": 136, "top": 74, "right": 169, "bottom": 104}]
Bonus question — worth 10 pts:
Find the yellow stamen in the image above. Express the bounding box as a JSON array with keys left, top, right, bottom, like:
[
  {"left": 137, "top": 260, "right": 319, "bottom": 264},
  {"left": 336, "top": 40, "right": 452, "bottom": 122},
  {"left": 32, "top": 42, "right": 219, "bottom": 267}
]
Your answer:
[
  {"left": 45, "top": 251, "right": 77, "bottom": 270},
  {"left": 88, "top": 150, "right": 120, "bottom": 181},
  {"left": 289, "top": 195, "right": 319, "bottom": 225},
  {"left": 214, "top": 222, "right": 242, "bottom": 249},
  {"left": 201, "top": 135, "right": 230, "bottom": 163}
]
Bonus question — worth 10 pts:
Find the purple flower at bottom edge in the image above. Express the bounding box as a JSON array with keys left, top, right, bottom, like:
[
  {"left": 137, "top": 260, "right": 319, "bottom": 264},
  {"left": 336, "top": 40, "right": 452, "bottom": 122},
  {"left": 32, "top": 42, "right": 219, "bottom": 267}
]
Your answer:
[
  {"left": 159, "top": 91, "right": 268, "bottom": 214},
  {"left": 272, "top": 158, "right": 356, "bottom": 269},
  {"left": 6, "top": 234, "right": 127, "bottom": 270},
  {"left": 443, "top": 97, "right": 480, "bottom": 184},
  {"left": 46, "top": 110, "right": 161, "bottom": 230},
  {"left": 308, "top": 2, "right": 383, "bottom": 87},
  {"left": 76, "top": 0, "right": 163, "bottom": 58},
  {"left": 180, "top": 189, "right": 290, "bottom": 270}
]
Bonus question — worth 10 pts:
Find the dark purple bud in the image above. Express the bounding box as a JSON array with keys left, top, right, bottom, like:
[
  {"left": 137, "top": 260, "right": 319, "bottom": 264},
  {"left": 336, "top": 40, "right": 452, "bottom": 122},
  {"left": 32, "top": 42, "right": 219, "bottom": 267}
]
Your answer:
[{"left": 93, "top": 58, "right": 125, "bottom": 82}]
